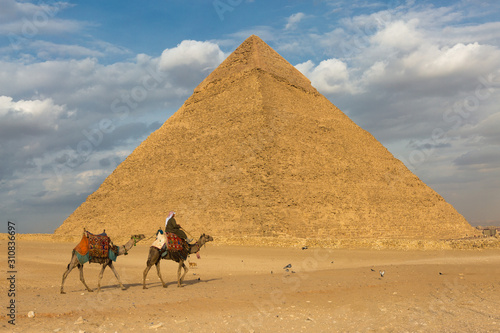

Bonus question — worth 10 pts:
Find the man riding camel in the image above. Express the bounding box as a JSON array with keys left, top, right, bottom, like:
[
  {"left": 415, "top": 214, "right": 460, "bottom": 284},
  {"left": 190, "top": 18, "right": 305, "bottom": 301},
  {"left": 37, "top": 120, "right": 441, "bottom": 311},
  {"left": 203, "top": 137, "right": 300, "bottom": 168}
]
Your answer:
[{"left": 165, "top": 211, "right": 192, "bottom": 243}]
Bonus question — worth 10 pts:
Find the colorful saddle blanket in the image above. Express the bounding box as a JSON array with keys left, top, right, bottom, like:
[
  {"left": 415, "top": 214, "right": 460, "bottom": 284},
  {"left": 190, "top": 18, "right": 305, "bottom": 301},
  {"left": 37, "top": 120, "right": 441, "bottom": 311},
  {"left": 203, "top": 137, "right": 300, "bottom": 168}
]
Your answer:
[
  {"left": 74, "top": 234, "right": 89, "bottom": 256},
  {"left": 166, "top": 232, "right": 185, "bottom": 252},
  {"left": 74, "top": 231, "right": 116, "bottom": 264},
  {"left": 87, "top": 231, "right": 110, "bottom": 258}
]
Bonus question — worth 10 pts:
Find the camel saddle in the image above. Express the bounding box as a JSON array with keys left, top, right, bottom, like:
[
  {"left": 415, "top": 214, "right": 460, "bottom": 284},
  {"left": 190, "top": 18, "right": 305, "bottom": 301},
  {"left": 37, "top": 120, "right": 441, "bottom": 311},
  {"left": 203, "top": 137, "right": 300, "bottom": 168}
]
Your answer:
[
  {"left": 166, "top": 232, "right": 187, "bottom": 252},
  {"left": 74, "top": 231, "right": 115, "bottom": 264},
  {"left": 87, "top": 231, "right": 111, "bottom": 258}
]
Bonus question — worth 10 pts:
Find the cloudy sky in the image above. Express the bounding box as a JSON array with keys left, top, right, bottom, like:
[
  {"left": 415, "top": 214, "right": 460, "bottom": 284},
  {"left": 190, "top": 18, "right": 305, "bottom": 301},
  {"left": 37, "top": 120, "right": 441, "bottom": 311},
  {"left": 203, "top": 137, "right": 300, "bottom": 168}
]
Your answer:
[{"left": 1, "top": 0, "right": 499, "bottom": 233}]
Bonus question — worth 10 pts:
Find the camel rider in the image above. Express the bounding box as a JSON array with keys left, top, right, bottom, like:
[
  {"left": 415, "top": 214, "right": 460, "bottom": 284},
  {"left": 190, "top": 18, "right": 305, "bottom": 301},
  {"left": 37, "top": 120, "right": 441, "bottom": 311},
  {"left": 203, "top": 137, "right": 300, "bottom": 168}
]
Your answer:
[{"left": 165, "top": 211, "right": 192, "bottom": 243}]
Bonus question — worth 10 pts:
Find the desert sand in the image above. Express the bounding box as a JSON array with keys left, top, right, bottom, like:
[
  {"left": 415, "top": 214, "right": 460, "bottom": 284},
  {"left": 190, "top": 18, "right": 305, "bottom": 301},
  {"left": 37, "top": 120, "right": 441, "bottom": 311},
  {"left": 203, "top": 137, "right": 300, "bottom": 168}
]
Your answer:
[{"left": 1, "top": 237, "right": 500, "bottom": 332}]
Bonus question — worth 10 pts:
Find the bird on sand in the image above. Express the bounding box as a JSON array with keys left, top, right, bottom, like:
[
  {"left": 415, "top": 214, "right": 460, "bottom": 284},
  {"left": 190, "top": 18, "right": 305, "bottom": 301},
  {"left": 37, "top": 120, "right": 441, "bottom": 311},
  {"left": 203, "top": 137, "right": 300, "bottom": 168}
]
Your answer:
[{"left": 379, "top": 270, "right": 385, "bottom": 277}]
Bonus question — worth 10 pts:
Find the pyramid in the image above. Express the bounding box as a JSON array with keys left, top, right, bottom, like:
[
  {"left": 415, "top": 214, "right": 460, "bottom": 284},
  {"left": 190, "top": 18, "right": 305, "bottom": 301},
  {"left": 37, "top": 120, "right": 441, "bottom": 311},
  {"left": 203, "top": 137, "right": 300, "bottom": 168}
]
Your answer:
[{"left": 55, "top": 35, "right": 475, "bottom": 241}]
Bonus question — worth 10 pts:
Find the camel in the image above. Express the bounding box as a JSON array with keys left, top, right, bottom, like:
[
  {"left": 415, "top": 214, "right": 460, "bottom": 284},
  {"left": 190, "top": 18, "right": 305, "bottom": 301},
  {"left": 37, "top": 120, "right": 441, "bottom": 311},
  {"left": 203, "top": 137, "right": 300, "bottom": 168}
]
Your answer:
[
  {"left": 143, "top": 233, "right": 213, "bottom": 289},
  {"left": 60, "top": 234, "right": 145, "bottom": 294}
]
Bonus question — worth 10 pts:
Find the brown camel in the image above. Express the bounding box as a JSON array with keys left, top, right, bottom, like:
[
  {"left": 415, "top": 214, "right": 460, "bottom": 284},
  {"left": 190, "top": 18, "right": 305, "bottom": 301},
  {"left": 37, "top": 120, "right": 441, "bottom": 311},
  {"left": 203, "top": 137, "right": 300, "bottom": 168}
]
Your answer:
[
  {"left": 60, "top": 234, "right": 145, "bottom": 294},
  {"left": 143, "top": 233, "right": 213, "bottom": 289}
]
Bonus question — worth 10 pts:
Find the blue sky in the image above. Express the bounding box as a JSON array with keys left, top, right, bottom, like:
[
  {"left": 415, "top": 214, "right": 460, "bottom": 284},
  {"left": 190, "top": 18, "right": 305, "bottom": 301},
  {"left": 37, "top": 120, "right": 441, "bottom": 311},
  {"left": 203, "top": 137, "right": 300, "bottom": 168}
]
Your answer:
[{"left": 1, "top": 0, "right": 499, "bottom": 233}]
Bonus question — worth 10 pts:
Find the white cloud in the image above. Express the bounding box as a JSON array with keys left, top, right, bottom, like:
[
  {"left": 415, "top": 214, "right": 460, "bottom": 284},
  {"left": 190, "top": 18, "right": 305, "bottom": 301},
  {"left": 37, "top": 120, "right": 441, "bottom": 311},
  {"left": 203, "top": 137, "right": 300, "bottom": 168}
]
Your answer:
[
  {"left": 285, "top": 12, "right": 305, "bottom": 30},
  {"left": 159, "top": 40, "right": 225, "bottom": 72},
  {"left": 75, "top": 169, "right": 107, "bottom": 186},
  {"left": 401, "top": 42, "right": 500, "bottom": 78},
  {"left": 0, "top": 95, "right": 67, "bottom": 119},
  {"left": 296, "top": 59, "right": 359, "bottom": 94},
  {"left": 0, "top": 41, "right": 225, "bottom": 117},
  {"left": 300, "top": 7, "right": 500, "bottom": 100},
  {"left": 441, "top": 21, "right": 500, "bottom": 44},
  {"left": 371, "top": 19, "right": 423, "bottom": 51},
  {"left": 0, "top": 0, "right": 80, "bottom": 35},
  {"left": 26, "top": 40, "right": 129, "bottom": 60}
]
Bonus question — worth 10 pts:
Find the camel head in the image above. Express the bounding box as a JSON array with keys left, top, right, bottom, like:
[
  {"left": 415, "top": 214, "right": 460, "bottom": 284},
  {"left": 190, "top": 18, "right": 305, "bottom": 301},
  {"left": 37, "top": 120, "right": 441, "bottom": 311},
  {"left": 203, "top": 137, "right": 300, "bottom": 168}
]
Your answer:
[
  {"left": 131, "top": 234, "right": 146, "bottom": 243},
  {"left": 115, "top": 234, "right": 146, "bottom": 256},
  {"left": 200, "top": 233, "right": 214, "bottom": 243},
  {"left": 124, "top": 234, "right": 145, "bottom": 247}
]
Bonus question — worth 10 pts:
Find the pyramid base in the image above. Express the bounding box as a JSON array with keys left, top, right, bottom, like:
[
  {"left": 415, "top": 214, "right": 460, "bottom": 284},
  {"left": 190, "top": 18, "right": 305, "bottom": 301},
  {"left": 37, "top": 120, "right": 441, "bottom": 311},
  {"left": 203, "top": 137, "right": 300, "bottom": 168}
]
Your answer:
[{"left": 213, "top": 235, "right": 499, "bottom": 250}]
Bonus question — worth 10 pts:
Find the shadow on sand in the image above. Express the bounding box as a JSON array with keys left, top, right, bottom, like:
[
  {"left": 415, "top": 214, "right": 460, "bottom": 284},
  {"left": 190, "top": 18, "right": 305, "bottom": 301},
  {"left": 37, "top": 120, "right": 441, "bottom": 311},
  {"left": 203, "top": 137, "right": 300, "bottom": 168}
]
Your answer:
[{"left": 143, "top": 277, "right": 221, "bottom": 289}]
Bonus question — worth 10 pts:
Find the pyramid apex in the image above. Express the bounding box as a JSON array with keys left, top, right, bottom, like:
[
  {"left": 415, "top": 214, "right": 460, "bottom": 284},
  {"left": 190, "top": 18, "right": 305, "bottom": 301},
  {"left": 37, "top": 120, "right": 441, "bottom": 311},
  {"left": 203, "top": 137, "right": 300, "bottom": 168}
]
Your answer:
[
  {"left": 194, "top": 35, "right": 315, "bottom": 93},
  {"left": 244, "top": 34, "right": 264, "bottom": 42}
]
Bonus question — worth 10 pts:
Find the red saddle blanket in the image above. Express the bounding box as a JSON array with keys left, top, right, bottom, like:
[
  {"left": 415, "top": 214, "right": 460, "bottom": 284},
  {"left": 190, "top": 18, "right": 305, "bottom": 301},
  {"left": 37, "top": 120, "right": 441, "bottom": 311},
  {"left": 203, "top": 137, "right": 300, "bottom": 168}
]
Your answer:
[
  {"left": 74, "top": 231, "right": 110, "bottom": 258},
  {"left": 166, "top": 232, "right": 185, "bottom": 252},
  {"left": 74, "top": 235, "right": 89, "bottom": 256}
]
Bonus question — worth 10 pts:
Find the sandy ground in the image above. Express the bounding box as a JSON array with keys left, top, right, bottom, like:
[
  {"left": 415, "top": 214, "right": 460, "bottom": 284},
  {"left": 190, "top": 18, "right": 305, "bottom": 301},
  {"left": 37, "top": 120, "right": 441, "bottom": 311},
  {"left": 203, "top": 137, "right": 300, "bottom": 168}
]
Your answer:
[{"left": 1, "top": 239, "right": 500, "bottom": 332}]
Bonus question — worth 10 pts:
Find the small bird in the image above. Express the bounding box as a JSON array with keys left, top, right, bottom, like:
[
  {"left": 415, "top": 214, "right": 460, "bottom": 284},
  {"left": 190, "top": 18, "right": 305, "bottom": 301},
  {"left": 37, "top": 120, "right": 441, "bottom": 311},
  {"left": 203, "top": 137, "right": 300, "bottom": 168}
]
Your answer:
[
  {"left": 285, "top": 268, "right": 289, "bottom": 272},
  {"left": 371, "top": 269, "right": 375, "bottom": 272},
  {"left": 283, "top": 264, "right": 292, "bottom": 269},
  {"left": 379, "top": 270, "right": 385, "bottom": 277},
  {"left": 302, "top": 246, "right": 308, "bottom": 250}
]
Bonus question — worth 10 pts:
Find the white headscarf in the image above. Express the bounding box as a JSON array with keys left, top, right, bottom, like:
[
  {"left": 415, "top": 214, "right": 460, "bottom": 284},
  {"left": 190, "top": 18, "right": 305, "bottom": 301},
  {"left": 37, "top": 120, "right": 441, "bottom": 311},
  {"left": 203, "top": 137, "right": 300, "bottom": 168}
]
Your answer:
[{"left": 165, "top": 211, "right": 175, "bottom": 227}]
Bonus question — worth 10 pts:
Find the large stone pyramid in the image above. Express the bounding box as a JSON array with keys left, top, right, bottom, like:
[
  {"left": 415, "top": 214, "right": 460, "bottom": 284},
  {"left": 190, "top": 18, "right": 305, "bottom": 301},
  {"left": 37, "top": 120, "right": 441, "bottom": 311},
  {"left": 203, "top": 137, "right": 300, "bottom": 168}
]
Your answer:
[{"left": 55, "top": 35, "right": 475, "bottom": 240}]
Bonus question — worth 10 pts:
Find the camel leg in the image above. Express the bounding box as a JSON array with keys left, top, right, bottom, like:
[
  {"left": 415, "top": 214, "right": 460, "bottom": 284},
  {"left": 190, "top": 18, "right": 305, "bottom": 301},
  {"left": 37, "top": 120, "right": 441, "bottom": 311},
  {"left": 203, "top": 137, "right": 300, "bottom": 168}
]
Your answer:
[
  {"left": 108, "top": 261, "right": 126, "bottom": 290},
  {"left": 61, "top": 260, "right": 76, "bottom": 294},
  {"left": 62, "top": 253, "right": 87, "bottom": 294},
  {"left": 177, "top": 261, "right": 183, "bottom": 287},
  {"left": 155, "top": 261, "right": 167, "bottom": 288},
  {"left": 97, "top": 263, "right": 107, "bottom": 292},
  {"left": 143, "top": 264, "right": 152, "bottom": 289},
  {"left": 79, "top": 264, "right": 93, "bottom": 293},
  {"left": 177, "top": 260, "right": 189, "bottom": 287},
  {"left": 143, "top": 247, "right": 161, "bottom": 289},
  {"left": 180, "top": 261, "right": 189, "bottom": 285}
]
